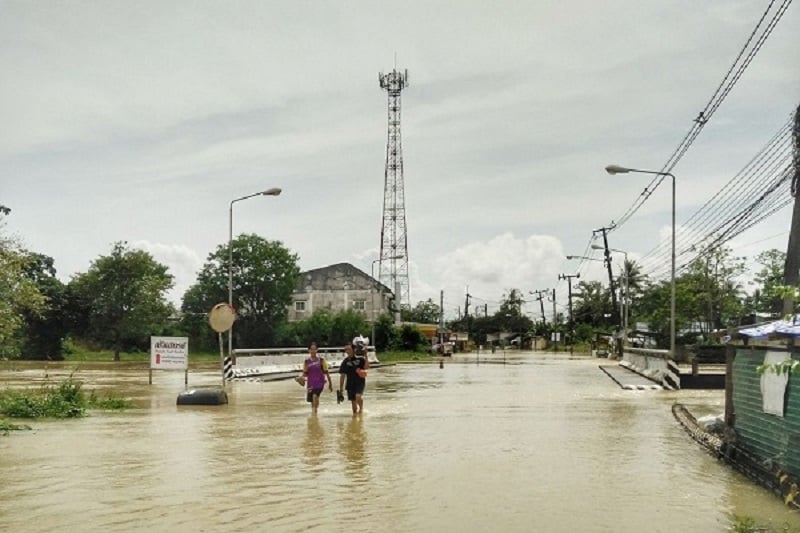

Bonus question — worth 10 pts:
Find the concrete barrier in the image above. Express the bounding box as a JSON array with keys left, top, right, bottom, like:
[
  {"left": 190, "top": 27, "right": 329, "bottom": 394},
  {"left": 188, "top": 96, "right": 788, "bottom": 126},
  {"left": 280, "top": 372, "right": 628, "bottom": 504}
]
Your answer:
[{"left": 622, "top": 347, "right": 680, "bottom": 390}]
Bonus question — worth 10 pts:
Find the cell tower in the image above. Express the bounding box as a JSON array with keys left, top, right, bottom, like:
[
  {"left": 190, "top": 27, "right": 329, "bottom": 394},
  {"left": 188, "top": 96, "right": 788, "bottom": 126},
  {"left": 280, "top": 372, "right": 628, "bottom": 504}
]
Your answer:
[{"left": 377, "top": 67, "right": 410, "bottom": 310}]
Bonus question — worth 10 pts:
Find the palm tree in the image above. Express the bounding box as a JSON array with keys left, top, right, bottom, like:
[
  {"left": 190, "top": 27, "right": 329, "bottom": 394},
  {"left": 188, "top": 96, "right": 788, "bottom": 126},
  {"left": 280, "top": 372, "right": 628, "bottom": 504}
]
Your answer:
[{"left": 617, "top": 259, "right": 648, "bottom": 332}]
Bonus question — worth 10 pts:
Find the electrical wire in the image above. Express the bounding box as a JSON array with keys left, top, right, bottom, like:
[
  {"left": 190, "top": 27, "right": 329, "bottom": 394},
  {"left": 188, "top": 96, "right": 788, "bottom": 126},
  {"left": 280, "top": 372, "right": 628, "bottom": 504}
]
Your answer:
[{"left": 608, "top": 0, "right": 793, "bottom": 230}]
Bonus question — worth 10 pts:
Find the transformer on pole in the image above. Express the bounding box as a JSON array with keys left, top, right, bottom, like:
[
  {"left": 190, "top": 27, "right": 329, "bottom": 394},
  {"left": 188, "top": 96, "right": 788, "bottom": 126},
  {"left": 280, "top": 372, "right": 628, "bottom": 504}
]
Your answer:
[{"left": 377, "top": 67, "right": 410, "bottom": 313}]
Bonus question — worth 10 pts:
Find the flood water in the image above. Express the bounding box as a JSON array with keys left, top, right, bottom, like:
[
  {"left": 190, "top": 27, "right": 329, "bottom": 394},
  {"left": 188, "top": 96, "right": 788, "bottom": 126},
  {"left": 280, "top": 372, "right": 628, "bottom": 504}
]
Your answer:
[{"left": 2, "top": 351, "right": 800, "bottom": 532}]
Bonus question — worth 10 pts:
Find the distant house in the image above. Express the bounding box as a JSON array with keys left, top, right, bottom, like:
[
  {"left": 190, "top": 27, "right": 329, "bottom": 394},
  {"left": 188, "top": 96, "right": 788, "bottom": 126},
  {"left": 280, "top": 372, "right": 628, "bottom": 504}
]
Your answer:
[{"left": 287, "top": 262, "right": 394, "bottom": 322}]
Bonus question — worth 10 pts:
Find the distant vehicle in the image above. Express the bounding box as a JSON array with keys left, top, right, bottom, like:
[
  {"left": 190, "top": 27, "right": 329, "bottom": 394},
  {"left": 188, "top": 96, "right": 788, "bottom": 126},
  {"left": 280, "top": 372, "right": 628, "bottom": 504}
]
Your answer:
[
  {"left": 432, "top": 342, "right": 454, "bottom": 356},
  {"left": 594, "top": 338, "right": 610, "bottom": 358}
]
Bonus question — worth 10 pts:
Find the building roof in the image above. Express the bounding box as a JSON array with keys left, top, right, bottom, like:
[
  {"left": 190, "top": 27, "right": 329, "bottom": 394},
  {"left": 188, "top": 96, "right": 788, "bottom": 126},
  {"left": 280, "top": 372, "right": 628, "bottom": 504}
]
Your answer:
[
  {"left": 738, "top": 315, "right": 800, "bottom": 340},
  {"left": 295, "top": 262, "right": 392, "bottom": 293}
]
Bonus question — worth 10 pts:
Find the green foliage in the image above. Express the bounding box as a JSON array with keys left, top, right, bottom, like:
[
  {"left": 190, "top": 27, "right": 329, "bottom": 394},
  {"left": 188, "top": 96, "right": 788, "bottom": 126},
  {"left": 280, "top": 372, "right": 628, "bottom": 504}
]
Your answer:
[
  {"left": 87, "top": 390, "right": 132, "bottom": 410},
  {"left": 752, "top": 249, "right": 788, "bottom": 315},
  {"left": 401, "top": 298, "right": 441, "bottom": 323},
  {"left": 182, "top": 234, "right": 300, "bottom": 349},
  {"left": 276, "top": 308, "right": 370, "bottom": 347},
  {"left": 0, "top": 378, "right": 132, "bottom": 420},
  {"left": 392, "top": 324, "right": 428, "bottom": 351},
  {"left": 373, "top": 314, "right": 397, "bottom": 351},
  {"left": 0, "top": 230, "right": 47, "bottom": 358},
  {"left": 573, "top": 280, "right": 614, "bottom": 328},
  {"left": 18, "top": 251, "right": 68, "bottom": 360},
  {"left": 756, "top": 359, "right": 800, "bottom": 376},
  {"left": 498, "top": 289, "right": 524, "bottom": 318},
  {"left": 572, "top": 323, "right": 596, "bottom": 343},
  {"left": 67, "top": 242, "right": 174, "bottom": 360},
  {"left": 1, "top": 419, "right": 32, "bottom": 434},
  {"left": 447, "top": 290, "right": 533, "bottom": 347},
  {"left": 275, "top": 312, "right": 428, "bottom": 352},
  {"left": 680, "top": 247, "right": 746, "bottom": 339},
  {"left": 729, "top": 514, "right": 799, "bottom": 532},
  {"left": 632, "top": 246, "right": 746, "bottom": 348},
  {"left": 0, "top": 379, "right": 86, "bottom": 418}
]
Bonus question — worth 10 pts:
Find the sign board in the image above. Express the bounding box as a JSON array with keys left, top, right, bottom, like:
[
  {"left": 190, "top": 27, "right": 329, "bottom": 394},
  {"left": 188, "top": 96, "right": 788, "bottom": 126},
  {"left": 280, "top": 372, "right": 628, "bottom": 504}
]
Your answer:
[
  {"left": 208, "top": 303, "right": 236, "bottom": 333},
  {"left": 550, "top": 332, "right": 561, "bottom": 342},
  {"left": 150, "top": 336, "right": 189, "bottom": 370}
]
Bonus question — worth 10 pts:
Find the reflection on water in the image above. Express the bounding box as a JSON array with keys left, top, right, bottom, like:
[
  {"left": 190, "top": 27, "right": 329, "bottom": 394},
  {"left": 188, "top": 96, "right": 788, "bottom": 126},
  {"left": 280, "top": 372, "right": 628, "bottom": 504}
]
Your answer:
[
  {"left": 338, "top": 417, "right": 369, "bottom": 483},
  {"left": 2, "top": 353, "right": 800, "bottom": 532},
  {"left": 303, "top": 416, "right": 325, "bottom": 471}
]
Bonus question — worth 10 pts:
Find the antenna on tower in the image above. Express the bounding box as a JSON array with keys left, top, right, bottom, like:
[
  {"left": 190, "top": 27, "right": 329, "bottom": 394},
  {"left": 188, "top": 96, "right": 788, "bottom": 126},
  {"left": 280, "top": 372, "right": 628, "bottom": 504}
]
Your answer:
[{"left": 377, "top": 66, "right": 410, "bottom": 316}]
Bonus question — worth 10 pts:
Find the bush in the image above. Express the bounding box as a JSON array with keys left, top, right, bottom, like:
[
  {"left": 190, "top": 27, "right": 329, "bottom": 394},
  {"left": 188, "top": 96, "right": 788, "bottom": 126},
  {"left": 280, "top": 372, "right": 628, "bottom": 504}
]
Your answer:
[{"left": 0, "top": 377, "right": 131, "bottom": 419}]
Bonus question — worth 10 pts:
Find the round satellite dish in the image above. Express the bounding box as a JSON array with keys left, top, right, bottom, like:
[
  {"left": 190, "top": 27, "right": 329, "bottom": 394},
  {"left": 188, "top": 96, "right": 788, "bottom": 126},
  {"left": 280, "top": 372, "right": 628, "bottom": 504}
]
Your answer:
[{"left": 208, "top": 303, "right": 236, "bottom": 333}]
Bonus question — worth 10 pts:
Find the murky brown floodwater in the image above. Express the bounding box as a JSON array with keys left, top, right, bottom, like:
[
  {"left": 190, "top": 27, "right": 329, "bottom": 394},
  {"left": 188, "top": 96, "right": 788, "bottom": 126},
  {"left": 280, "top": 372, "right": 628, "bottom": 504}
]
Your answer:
[{"left": 2, "top": 351, "right": 800, "bottom": 532}]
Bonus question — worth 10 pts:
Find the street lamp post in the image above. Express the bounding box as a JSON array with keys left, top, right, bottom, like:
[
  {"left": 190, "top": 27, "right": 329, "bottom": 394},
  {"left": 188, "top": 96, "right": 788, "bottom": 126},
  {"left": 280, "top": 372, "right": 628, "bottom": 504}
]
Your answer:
[
  {"left": 371, "top": 256, "right": 402, "bottom": 349},
  {"left": 228, "top": 187, "right": 282, "bottom": 359},
  {"left": 592, "top": 244, "right": 629, "bottom": 349},
  {"left": 605, "top": 164, "right": 676, "bottom": 357}
]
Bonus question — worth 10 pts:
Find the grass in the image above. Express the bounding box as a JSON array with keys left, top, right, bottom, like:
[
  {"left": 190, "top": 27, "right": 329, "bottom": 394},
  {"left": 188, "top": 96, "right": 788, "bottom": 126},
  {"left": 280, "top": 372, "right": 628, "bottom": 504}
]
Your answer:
[
  {"left": 0, "top": 377, "right": 133, "bottom": 434},
  {"left": 732, "top": 514, "right": 800, "bottom": 532},
  {"left": 1, "top": 420, "right": 32, "bottom": 435}
]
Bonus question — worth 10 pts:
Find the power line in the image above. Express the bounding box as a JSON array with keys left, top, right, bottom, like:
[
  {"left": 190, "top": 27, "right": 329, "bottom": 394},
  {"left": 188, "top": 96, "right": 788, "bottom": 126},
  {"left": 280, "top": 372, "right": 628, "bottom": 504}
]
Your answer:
[{"left": 609, "top": 0, "right": 793, "bottom": 231}]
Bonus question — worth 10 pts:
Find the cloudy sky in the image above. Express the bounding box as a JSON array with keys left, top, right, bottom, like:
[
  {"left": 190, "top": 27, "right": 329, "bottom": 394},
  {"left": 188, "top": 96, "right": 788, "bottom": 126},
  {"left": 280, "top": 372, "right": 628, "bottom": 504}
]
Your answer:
[{"left": 2, "top": 1, "right": 799, "bottom": 320}]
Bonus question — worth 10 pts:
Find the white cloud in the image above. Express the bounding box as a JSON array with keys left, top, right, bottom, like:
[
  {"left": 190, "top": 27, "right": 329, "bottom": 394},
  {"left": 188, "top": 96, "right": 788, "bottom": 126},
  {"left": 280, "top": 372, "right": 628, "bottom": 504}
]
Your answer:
[
  {"left": 131, "top": 241, "right": 203, "bottom": 306},
  {"left": 433, "top": 233, "right": 563, "bottom": 305},
  {"left": 2, "top": 1, "right": 797, "bottom": 321}
]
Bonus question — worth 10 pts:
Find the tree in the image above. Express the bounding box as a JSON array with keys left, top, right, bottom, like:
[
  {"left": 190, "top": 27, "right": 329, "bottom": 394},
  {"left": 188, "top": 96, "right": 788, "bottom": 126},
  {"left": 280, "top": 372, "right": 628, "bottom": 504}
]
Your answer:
[
  {"left": 392, "top": 323, "right": 429, "bottom": 351},
  {"left": 751, "top": 249, "right": 786, "bottom": 315},
  {"left": 182, "top": 234, "right": 300, "bottom": 348},
  {"left": 402, "top": 298, "right": 441, "bottom": 324},
  {"left": 491, "top": 289, "right": 533, "bottom": 345},
  {"left": 636, "top": 279, "right": 672, "bottom": 348},
  {"left": 0, "top": 233, "right": 46, "bottom": 358},
  {"left": 681, "top": 248, "right": 745, "bottom": 339},
  {"left": 68, "top": 242, "right": 174, "bottom": 360},
  {"left": 367, "top": 314, "right": 395, "bottom": 351},
  {"left": 274, "top": 308, "right": 371, "bottom": 348},
  {"left": 572, "top": 280, "right": 612, "bottom": 328},
  {"left": 19, "top": 251, "right": 68, "bottom": 360}
]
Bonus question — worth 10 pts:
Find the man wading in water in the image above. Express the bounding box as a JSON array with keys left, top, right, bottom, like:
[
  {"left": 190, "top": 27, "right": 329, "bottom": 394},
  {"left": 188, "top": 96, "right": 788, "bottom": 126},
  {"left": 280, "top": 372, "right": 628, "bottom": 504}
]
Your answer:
[{"left": 338, "top": 338, "right": 369, "bottom": 415}]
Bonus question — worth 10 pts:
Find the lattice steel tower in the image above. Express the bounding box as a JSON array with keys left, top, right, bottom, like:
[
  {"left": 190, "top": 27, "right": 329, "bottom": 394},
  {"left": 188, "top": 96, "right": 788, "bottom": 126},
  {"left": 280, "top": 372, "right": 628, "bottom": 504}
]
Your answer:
[{"left": 378, "top": 67, "right": 410, "bottom": 310}]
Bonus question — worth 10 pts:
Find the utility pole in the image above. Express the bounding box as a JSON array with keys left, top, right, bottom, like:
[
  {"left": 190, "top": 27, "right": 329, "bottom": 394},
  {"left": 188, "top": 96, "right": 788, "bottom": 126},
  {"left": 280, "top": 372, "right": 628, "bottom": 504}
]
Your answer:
[
  {"left": 559, "top": 273, "right": 580, "bottom": 354},
  {"left": 550, "top": 288, "right": 558, "bottom": 351},
  {"left": 593, "top": 226, "right": 619, "bottom": 327},
  {"left": 530, "top": 289, "right": 548, "bottom": 326},
  {"left": 439, "top": 289, "right": 445, "bottom": 347},
  {"left": 529, "top": 289, "right": 548, "bottom": 352},
  {"left": 464, "top": 287, "right": 472, "bottom": 351},
  {"left": 783, "top": 103, "right": 800, "bottom": 316}
]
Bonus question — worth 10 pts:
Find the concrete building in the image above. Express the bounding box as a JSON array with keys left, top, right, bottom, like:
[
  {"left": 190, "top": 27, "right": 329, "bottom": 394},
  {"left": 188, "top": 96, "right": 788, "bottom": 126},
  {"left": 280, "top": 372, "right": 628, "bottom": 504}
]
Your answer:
[{"left": 287, "top": 262, "right": 394, "bottom": 322}]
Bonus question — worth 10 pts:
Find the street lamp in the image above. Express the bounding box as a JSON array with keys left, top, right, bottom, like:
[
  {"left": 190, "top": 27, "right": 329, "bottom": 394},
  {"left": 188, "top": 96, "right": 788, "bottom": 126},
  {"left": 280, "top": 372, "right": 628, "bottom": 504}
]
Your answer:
[
  {"left": 605, "top": 164, "right": 676, "bottom": 357},
  {"left": 228, "top": 187, "right": 282, "bottom": 358},
  {"left": 566, "top": 255, "right": 603, "bottom": 262},
  {"left": 371, "top": 256, "right": 402, "bottom": 349},
  {"left": 592, "top": 244, "right": 629, "bottom": 348}
]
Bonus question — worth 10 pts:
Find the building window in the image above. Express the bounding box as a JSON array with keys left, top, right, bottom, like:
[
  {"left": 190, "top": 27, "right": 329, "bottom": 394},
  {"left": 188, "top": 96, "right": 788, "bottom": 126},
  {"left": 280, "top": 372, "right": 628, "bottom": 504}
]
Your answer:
[
  {"left": 353, "top": 300, "right": 366, "bottom": 311},
  {"left": 295, "top": 301, "right": 306, "bottom": 312}
]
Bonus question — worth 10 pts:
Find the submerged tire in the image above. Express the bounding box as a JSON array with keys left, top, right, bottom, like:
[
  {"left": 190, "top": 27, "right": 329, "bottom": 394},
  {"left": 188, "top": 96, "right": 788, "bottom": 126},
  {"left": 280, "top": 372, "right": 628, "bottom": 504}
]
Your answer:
[{"left": 176, "top": 388, "right": 228, "bottom": 406}]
